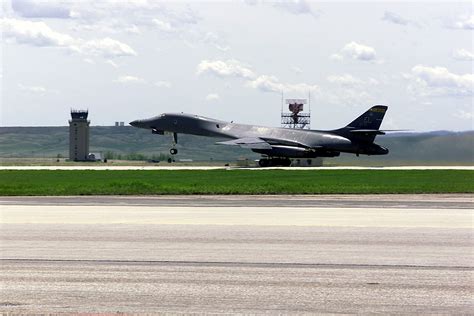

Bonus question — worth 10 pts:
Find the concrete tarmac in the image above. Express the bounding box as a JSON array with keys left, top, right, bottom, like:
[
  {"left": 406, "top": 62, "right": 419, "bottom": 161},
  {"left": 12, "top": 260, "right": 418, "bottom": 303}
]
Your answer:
[{"left": 0, "top": 195, "right": 473, "bottom": 314}]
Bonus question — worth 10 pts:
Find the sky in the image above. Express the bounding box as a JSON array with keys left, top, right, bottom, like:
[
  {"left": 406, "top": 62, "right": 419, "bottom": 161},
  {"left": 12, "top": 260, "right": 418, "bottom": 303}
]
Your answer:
[{"left": 1, "top": 0, "right": 473, "bottom": 131}]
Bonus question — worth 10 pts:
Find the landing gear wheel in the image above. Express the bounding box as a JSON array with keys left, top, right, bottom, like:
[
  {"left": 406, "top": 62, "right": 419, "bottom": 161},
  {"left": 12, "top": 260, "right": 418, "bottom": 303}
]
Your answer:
[
  {"left": 259, "top": 158, "right": 291, "bottom": 167},
  {"left": 258, "top": 159, "right": 270, "bottom": 167},
  {"left": 170, "top": 148, "right": 178, "bottom": 155},
  {"left": 167, "top": 158, "right": 173, "bottom": 163},
  {"left": 283, "top": 158, "right": 292, "bottom": 167}
]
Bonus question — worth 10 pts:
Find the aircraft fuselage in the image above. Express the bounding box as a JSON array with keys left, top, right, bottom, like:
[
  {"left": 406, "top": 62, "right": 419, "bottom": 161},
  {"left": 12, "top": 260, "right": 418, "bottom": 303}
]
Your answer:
[{"left": 130, "top": 112, "right": 388, "bottom": 158}]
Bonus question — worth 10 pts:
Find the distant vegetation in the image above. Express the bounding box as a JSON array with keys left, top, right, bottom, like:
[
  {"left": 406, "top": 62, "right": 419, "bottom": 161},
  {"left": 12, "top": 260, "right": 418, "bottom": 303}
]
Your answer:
[
  {"left": 0, "top": 126, "right": 472, "bottom": 165},
  {"left": 0, "top": 170, "right": 472, "bottom": 195},
  {"left": 103, "top": 151, "right": 169, "bottom": 161}
]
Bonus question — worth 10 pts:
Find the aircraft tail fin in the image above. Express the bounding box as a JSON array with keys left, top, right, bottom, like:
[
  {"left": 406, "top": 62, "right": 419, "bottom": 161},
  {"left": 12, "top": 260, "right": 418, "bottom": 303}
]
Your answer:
[
  {"left": 346, "top": 105, "right": 387, "bottom": 130},
  {"left": 333, "top": 105, "right": 388, "bottom": 143}
]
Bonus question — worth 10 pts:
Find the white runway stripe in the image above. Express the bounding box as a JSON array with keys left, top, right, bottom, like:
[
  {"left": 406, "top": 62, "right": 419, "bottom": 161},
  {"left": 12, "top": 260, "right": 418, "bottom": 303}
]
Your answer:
[{"left": 1, "top": 205, "right": 472, "bottom": 228}]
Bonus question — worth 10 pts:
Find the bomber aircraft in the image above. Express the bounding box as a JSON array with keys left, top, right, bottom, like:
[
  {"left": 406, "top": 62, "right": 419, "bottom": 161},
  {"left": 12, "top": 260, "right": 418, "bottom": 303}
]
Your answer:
[{"left": 130, "top": 105, "right": 390, "bottom": 167}]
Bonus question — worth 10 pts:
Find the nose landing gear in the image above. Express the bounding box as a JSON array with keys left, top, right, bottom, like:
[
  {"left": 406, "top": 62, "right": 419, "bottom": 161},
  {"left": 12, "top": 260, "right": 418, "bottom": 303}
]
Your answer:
[{"left": 169, "top": 132, "right": 178, "bottom": 155}]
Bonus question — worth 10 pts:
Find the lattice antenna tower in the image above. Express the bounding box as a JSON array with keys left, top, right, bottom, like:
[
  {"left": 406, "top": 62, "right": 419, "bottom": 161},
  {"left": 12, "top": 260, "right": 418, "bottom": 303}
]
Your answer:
[{"left": 281, "top": 92, "right": 311, "bottom": 129}]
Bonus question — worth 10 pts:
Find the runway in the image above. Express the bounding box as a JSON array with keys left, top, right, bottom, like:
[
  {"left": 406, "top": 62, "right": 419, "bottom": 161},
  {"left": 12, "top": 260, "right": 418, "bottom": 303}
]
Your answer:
[
  {"left": 1, "top": 165, "right": 473, "bottom": 170},
  {"left": 1, "top": 195, "right": 473, "bottom": 313}
]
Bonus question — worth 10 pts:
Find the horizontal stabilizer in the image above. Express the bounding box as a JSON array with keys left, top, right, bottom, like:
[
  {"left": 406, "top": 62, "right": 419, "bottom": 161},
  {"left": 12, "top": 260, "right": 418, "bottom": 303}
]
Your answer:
[
  {"left": 349, "top": 129, "right": 386, "bottom": 135},
  {"left": 216, "top": 137, "right": 272, "bottom": 150}
]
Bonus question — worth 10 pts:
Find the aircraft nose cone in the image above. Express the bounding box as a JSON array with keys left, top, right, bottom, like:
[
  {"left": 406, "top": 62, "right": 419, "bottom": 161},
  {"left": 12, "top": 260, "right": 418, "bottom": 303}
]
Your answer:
[{"left": 129, "top": 120, "right": 140, "bottom": 127}]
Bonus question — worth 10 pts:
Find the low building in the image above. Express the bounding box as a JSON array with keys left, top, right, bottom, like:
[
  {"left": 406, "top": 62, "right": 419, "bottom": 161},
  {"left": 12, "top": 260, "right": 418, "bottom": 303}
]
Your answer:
[{"left": 291, "top": 158, "right": 323, "bottom": 167}]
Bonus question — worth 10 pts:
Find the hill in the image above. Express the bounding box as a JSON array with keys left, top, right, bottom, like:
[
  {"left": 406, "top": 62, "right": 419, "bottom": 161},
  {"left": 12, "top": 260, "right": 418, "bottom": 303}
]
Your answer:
[
  {"left": 0, "top": 126, "right": 256, "bottom": 162},
  {"left": 0, "top": 126, "right": 472, "bottom": 165}
]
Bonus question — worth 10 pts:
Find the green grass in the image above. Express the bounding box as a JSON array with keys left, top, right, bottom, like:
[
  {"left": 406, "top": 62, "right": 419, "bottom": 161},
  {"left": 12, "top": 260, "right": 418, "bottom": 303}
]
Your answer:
[{"left": 0, "top": 170, "right": 473, "bottom": 195}]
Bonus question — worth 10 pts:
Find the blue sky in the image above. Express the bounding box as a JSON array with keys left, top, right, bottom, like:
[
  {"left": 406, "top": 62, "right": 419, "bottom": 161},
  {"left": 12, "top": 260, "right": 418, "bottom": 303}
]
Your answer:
[{"left": 1, "top": 0, "right": 473, "bottom": 131}]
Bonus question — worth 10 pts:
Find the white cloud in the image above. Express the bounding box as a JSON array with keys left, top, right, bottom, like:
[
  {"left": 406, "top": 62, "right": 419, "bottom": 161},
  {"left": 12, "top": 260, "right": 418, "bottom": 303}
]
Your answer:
[
  {"left": 244, "top": 0, "right": 259, "bottom": 5},
  {"left": 73, "top": 37, "right": 137, "bottom": 58},
  {"left": 68, "top": 20, "right": 141, "bottom": 35},
  {"left": 291, "top": 66, "right": 303, "bottom": 74},
  {"left": 247, "top": 0, "right": 317, "bottom": 17},
  {"left": 196, "top": 59, "right": 256, "bottom": 79},
  {"left": 205, "top": 93, "right": 220, "bottom": 101},
  {"left": 9, "top": 2, "right": 226, "bottom": 53},
  {"left": 1, "top": 18, "right": 137, "bottom": 58},
  {"left": 246, "top": 75, "right": 282, "bottom": 93},
  {"left": 1, "top": 18, "right": 74, "bottom": 47},
  {"left": 197, "top": 59, "right": 318, "bottom": 94},
  {"left": 18, "top": 83, "right": 57, "bottom": 94},
  {"left": 453, "top": 109, "right": 473, "bottom": 120},
  {"left": 329, "top": 53, "right": 343, "bottom": 61},
  {"left": 148, "top": 6, "right": 226, "bottom": 52},
  {"left": 272, "top": 0, "right": 317, "bottom": 17},
  {"left": 382, "top": 11, "right": 409, "bottom": 25},
  {"left": 324, "top": 74, "right": 380, "bottom": 107},
  {"left": 83, "top": 58, "right": 95, "bottom": 64},
  {"left": 450, "top": 15, "right": 474, "bottom": 30},
  {"left": 18, "top": 84, "right": 47, "bottom": 93},
  {"left": 406, "top": 65, "right": 473, "bottom": 97},
  {"left": 114, "top": 75, "right": 145, "bottom": 84},
  {"left": 382, "top": 11, "right": 419, "bottom": 27},
  {"left": 202, "top": 31, "right": 230, "bottom": 52},
  {"left": 154, "top": 81, "right": 172, "bottom": 88},
  {"left": 341, "top": 41, "right": 377, "bottom": 61},
  {"left": 453, "top": 49, "right": 474, "bottom": 61},
  {"left": 125, "top": 24, "right": 141, "bottom": 34},
  {"left": 323, "top": 89, "right": 375, "bottom": 107},
  {"left": 152, "top": 18, "right": 175, "bottom": 33},
  {"left": 247, "top": 75, "right": 318, "bottom": 93},
  {"left": 12, "top": 0, "right": 72, "bottom": 18},
  {"left": 327, "top": 74, "right": 379, "bottom": 87},
  {"left": 105, "top": 60, "right": 118, "bottom": 68},
  {"left": 327, "top": 74, "right": 362, "bottom": 86},
  {"left": 197, "top": 59, "right": 319, "bottom": 93}
]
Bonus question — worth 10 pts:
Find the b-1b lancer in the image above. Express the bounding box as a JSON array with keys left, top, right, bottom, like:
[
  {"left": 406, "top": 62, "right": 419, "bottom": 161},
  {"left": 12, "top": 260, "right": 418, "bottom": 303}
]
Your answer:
[{"left": 130, "top": 105, "right": 390, "bottom": 167}]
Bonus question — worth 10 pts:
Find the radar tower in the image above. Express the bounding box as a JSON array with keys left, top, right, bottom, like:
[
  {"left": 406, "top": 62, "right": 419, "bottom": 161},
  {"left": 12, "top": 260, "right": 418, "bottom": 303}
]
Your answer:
[{"left": 281, "top": 94, "right": 311, "bottom": 129}]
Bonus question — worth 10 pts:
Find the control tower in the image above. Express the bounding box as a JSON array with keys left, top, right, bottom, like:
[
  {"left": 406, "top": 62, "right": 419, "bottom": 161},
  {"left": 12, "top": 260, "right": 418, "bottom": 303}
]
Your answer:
[{"left": 69, "top": 110, "right": 90, "bottom": 161}]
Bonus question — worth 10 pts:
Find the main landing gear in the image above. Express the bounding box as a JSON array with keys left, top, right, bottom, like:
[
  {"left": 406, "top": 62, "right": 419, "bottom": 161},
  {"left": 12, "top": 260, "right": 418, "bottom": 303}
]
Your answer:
[{"left": 258, "top": 157, "right": 292, "bottom": 167}]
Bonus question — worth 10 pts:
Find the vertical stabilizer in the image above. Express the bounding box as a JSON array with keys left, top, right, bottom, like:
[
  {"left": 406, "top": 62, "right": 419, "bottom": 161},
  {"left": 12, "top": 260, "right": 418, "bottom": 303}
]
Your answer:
[
  {"left": 332, "top": 105, "right": 388, "bottom": 143},
  {"left": 346, "top": 105, "right": 387, "bottom": 130}
]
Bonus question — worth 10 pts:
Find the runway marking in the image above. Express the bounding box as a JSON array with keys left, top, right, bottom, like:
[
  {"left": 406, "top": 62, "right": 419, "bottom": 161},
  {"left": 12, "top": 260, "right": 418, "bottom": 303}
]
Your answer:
[
  {"left": 1, "top": 194, "right": 471, "bottom": 209},
  {"left": 1, "top": 205, "right": 472, "bottom": 228},
  {"left": 1, "top": 258, "right": 471, "bottom": 270}
]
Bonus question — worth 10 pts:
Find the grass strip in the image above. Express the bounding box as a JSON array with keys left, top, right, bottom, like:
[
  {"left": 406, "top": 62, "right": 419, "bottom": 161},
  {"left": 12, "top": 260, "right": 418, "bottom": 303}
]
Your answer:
[{"left": 0, "top": 170, "right": 473, "bottom": 195}]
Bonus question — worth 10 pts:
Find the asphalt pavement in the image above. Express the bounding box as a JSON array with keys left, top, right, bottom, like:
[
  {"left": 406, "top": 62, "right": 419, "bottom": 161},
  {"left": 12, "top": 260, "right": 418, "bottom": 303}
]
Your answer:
[{"left": 0, "top": 195, "right": 472, "bottom": 314}]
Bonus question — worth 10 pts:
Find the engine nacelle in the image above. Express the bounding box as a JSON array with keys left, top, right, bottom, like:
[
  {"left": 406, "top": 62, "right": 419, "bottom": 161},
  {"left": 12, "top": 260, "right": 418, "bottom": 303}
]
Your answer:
[
  {"left": 253, "top": 145, "right": 340, "bottom": 158},
  {"left": 362, "top": 144, "right": 389, "bottom": 155},
  {"left": 152, "top": 129, "right": 164, "bottom": 135}
]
